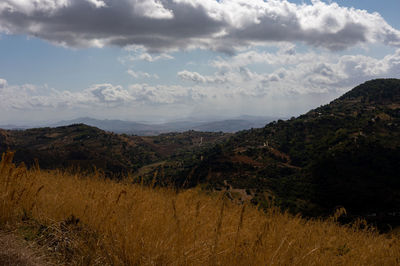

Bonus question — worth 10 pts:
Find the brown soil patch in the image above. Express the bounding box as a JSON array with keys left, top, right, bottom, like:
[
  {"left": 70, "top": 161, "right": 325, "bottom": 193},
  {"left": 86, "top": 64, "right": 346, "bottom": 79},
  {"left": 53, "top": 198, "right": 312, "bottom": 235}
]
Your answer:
[
  {"left": 268, "top": 147, "right": 291, "bottom": 163},
  {"left": 0, "top": 231, "right": 52, "bottom": 266},
  {"left": 231, "top": 155, "right": 263, "bottom": 167}
]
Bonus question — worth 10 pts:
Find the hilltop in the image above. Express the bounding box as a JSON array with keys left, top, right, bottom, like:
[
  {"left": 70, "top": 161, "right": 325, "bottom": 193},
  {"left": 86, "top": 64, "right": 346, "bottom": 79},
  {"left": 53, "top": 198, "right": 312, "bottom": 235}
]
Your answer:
[{"left": 0, "top": 124, "right": 230, "bottom": 176}]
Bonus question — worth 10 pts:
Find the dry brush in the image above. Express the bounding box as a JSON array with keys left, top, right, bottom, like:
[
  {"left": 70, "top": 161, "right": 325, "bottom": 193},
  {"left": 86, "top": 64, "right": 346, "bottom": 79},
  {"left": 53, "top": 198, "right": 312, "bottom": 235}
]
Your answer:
[{"left": 0, "top": 152, "right": 399, "bottom": 265}]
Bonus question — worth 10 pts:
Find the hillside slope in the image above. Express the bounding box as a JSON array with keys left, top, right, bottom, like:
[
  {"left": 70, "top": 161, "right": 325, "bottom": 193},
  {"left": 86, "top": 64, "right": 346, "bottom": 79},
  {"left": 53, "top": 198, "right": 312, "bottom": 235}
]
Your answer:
[
  {"left": 0, "top": 124, "right": 158, "bottom": 175},
  {"left": 159, "top": 79, "right": 400, "bottom": 221},
  {"left": 0, "top": 124, "right": 229, "bottom": 176}
]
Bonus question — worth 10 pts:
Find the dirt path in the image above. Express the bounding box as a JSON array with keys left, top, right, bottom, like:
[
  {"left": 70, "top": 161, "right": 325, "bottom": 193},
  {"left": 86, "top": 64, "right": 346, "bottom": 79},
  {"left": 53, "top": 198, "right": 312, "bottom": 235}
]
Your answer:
[{"left": 0, "top": 231, "right": 52, "bottom": 266}]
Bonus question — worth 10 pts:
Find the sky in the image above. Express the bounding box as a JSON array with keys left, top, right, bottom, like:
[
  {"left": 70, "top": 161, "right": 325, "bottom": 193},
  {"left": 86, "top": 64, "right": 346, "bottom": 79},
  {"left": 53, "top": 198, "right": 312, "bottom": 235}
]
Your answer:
[{"left": 0, "top": 0, "right": 400, "bottom": 124}]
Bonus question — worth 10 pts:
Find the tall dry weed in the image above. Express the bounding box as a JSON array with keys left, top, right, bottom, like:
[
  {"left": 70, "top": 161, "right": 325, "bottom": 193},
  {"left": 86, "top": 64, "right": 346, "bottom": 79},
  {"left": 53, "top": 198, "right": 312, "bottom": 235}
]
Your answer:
[{"left": 0, "top": 151, "right": 399, "bottom": 265}]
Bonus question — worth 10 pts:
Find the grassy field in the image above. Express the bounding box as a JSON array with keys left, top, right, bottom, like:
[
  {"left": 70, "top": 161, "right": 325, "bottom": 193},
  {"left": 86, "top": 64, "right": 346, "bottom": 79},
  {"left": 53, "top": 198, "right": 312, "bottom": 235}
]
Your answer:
[{"left": 1, "top": 151, "right": 399, "bottom": 265}]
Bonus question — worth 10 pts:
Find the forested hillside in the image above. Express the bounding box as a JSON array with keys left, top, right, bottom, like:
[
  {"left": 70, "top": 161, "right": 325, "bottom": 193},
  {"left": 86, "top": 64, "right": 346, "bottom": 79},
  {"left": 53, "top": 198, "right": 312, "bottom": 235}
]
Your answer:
[
  {"left": 154, "top": 79, "right": 400, "bottom": 224},
  {"left": 0, "top": 124, "right": 229, "bottom": 176}
]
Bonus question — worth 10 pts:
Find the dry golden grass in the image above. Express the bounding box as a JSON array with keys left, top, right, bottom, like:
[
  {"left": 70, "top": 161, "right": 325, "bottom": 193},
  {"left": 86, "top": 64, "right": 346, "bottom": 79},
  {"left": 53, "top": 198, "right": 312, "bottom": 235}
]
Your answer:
[{"left": 1, "top": 151, "right": 400, "bottom": 265}]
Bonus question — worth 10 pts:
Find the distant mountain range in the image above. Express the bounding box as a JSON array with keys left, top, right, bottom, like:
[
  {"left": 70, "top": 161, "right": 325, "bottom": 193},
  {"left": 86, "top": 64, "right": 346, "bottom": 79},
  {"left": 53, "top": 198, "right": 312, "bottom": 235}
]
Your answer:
[{"left": 0, "top": 116, "right": 281, "bottom": 135}]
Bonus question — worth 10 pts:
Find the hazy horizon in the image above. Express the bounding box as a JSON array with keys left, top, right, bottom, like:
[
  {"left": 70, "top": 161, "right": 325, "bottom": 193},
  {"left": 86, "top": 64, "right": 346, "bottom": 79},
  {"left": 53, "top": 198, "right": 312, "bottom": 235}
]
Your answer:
[{"left": 0, "top": 113, "right": 286, "bottom": 128}]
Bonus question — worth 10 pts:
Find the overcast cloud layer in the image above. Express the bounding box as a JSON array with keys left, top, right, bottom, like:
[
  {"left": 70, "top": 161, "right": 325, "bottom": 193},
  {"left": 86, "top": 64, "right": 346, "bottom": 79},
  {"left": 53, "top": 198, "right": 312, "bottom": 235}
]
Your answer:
[{"left": 1, "top": 0, "right": 400, "bottom": 52}]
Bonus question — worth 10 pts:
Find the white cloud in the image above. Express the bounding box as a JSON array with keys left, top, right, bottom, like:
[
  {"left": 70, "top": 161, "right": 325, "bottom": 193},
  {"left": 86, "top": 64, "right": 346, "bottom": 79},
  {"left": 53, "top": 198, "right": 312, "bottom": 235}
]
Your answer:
[
  {"left": 178, "top": 70, "right": 208, "bottom": 83},
  {"left": 0, "top": 0, "right": 399, "bottom": 52},
  {"left": 0, "top": 79, "right": 203, "bottom": 111},
  {"left": 139, "top": 53, "right": 174, "bottom": 62},
  {"left": 177, "top": 70, "right": 227, "bottom": 84},
  {"left": 180, "top": 48, "right": 400, "bottom": 97},
  {"left": 127, "top": 69, "right": 159, "bottom": 79},
  {"left": 119, "top": 47, "right": 174, "bottom": 65},
  {"left": 1, "top": 47, "right": 399, "bottom": 122},
  {"left": 0, "top": 81, "right": 136, "bottom": 110},
  {"left": 86, "top": 0, "right": 106, "bottom": 8},
  {"left": 133, "top": 0, "right": 173, "bottom": 19},
  {"left": 84, "top": 84, "right": 134, "bottom": 104},
  {"left": 0, "top": 0, "right": 70, "bottom": 14},
  {"left": 129, "top": 83, "right": 205, "bottom": 104},
  {"left": 0, "top": 78, "right": 7, "bottom": 89},
  {"left": 211, "top": 44, "right": 308, "bottom": 69}
]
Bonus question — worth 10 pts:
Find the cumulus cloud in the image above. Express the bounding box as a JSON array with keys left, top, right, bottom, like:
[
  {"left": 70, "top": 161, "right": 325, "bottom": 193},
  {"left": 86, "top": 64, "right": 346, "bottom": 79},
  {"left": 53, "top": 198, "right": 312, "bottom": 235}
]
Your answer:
[
  {"left": 1, "top": 48, "right": 400, "bottom": 121},
  {"left": 129, "top": 83, "right": 205, "bottom": 104},
  {"left": 121, "top": 47, "right": 174, "bottom": 63},
  {"left": 178, "top": 70, "right": 208, "bottom": 83},
  {"left": 127, "top": 69, "right": 159, "bottom": 79},
  {"left": 133, "top": 0, "right": 173, "bottom": 19},
  {"left": 86, "top": 0, "right": 107, "bottom": 8},
  {"left": 0, "top": 0, "right": 70, "bottom": 15},
  {"left": 178, "top": 70, "right": 227, "bottom": 84},
  {"left": 138, "top": 53, "right": 174, "bottom": 62},
  {"left": 0, "top": 81, "right": 135, "bottom": 110},
  {"left": 0, "top": 78, "right": 7, "bottom": 89},
  {"left": 0, "top": 0, "right": 399, "bottom": 52},
  {"left": 211, "top": 44, "right": 318, "bottom": 69},
  {"left": 182, "top": 48, "right": 400, "bottom": 97},
  {"left": 84, "top": 84, "right": 134, "bottom": 104},
  {"left": 0, "top": 79, "right": 204, "bottom": 111}
]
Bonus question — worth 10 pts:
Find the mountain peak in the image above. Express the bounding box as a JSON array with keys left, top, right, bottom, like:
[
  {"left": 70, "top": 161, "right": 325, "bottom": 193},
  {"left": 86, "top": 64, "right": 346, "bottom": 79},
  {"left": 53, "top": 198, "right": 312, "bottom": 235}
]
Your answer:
[{"left": 338, "top": 78, "right": 400, "bottom": 103}]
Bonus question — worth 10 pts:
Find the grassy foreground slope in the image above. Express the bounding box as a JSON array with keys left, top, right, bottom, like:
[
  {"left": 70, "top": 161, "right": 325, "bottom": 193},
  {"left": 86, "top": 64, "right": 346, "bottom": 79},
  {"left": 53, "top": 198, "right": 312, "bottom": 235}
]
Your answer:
[{"left": 1, "top": 152, "right": 399, "bottom": 265}]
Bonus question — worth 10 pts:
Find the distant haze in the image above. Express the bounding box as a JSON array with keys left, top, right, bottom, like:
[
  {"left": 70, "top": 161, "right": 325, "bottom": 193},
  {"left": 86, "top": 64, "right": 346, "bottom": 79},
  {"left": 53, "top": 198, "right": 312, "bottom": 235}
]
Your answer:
[{"left": 0, "top": 116, "right": 282, "bottom": 135}]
